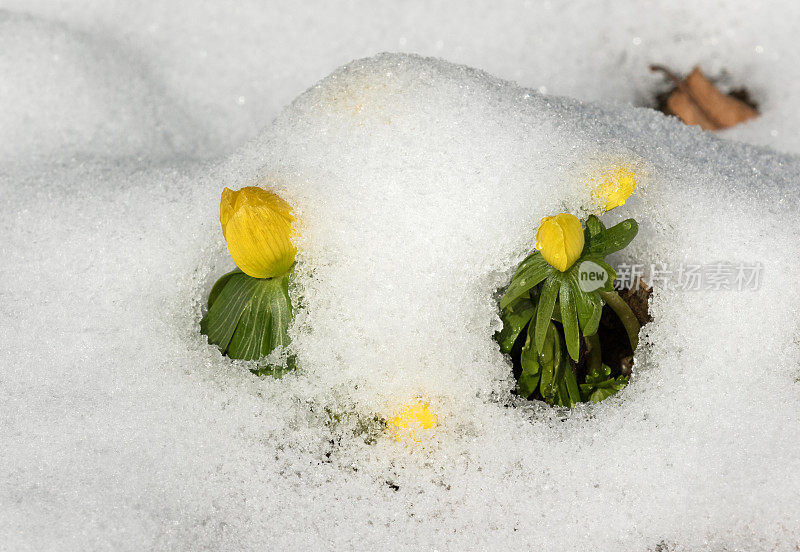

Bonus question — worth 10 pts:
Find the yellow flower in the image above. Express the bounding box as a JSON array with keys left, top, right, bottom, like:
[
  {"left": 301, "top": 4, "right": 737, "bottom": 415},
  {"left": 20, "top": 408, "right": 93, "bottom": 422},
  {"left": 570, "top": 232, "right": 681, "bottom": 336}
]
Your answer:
[
  {"left": 387, "top": 401, "right": 437, "bottom": 442},
  {"left": 220, "top": 186, "right": 296, "bottom": 279},
  {"left": 592, "top": 166, "right": 637, "bottom": 211},
  {"left": 535, "top": 213, "right": 584, "bottom": 272}
]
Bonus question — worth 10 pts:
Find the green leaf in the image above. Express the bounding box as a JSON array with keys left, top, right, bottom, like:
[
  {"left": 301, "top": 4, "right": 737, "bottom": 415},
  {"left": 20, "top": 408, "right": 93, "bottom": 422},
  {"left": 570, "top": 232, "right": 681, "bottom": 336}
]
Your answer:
[
  {"left": 208, "top": 269, "right": 244, "bottom": 308},
  {"left": 558, "top": 279, "right": 580, "bottom": 361},
  {"left": 518, "top": 320, "right": 541, "bottom": 399},
  {"left": 556, "top": 377, "right": 571, "bottom": 408},
  {"left": 539, "top": 357, "right": 555, "bottom": 402},
  {"left": 500, "top": 253, "right": 553, "bottom": 310},
  {"left": 512, "top": 250, "right": 545, "bottom": 279},
  {"left": 564, "top": 363, "right": 582, "bottom": 406},
  {"left": 587, "top": 219, "right": 638, "bottom": 257},
  {"left": 496, "top": 297, "right": 535, "bottom": 354},
  {"left": 567, "top": 272, "right": 602, "bottom": 336},
  {"left": 227, "top": 272, "right": 292, "bottom": 361},
  {"left": 580, "top": 363, "right": 629, "bottom": 403},
  {"left": 252, "top": 355, "right": 295, "bottom": 378},
  {"left": 538, "top": 324, "right": 561, "bottom": 403},
  {"left": 583, "top": 296, "right": 603, "bottom": 336},
  {"left": 200, "top": 270, "right": 294, "bottom": 363},
  {"left": 584, "top": 363, "right": 612, "bottom": 385},
  {"left": 585, "top": 381, "right": 628, "bottom": 403},
  {"left": 585, "top": 215, "right": 605, "bottom": 238},
  {"left": 517, "top": 371, "right": 539, "bottom": 400},
  {"left": 200, "top": 272, "right": 263, "bottom": 352},
  {"left": 552, "top": 352, "right": 567, "bottom": 404},
  {"left": 534, "top": 276, "right": 560, "bottom": 353}
]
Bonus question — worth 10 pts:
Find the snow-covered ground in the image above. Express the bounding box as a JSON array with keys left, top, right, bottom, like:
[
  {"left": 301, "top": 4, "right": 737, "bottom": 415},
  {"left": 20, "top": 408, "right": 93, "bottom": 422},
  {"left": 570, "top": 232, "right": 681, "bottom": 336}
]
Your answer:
[{"left": 2, "top": 2, "right": 799, "bottom": 551}]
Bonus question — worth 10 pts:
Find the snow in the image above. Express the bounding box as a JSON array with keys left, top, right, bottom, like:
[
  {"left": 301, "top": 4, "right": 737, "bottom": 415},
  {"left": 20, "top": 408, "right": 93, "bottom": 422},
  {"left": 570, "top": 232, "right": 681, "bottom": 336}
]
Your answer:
[
  {"left": 0, "top": 11, "right": 204, "bottom": 162},
  {"left": 2, "top": 2, "right": 800, "bottom": 551},
  {"left": 6, "top": 0, "right": 800, "bottom": 157}
]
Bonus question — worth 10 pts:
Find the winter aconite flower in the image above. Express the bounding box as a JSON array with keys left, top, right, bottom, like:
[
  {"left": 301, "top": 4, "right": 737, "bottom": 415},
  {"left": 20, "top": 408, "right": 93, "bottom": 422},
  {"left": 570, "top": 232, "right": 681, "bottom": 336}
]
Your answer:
[
  {"left": 535, "top": 213, "right": 584, "bottom": 272},
  {"left": 220, "top": 186, "right": 296, "bottom": 279},
  {"left": 591, "top": 166, "right": 637, "bottom": 211},
  {"left": 387, "top": 401, "right": 437, "bottom": 442}
]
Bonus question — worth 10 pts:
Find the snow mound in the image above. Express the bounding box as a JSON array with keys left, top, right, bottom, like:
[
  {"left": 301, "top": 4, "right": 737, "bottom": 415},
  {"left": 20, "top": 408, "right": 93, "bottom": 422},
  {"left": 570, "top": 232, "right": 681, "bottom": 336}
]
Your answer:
[
  {"left": 0, "top": 11, "right": 203, "bottom": 161},
  {"left": 2, "top": 53, "right": 800, "bottom": 551},
  {"left": 9, "top": 0, "right": 800, "bottom": 156}
]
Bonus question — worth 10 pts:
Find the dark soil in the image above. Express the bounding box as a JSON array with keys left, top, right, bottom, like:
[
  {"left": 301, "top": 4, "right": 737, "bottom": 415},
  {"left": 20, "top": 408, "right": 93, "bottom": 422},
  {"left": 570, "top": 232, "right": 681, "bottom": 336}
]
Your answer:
[{"left": 593, "top": 279, "right": 652, "bottom": 378}]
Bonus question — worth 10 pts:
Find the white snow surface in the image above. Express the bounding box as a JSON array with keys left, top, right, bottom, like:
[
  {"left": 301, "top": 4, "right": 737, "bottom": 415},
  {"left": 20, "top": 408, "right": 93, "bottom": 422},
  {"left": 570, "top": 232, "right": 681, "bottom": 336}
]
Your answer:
[
  {"left": 2, "top": 3, "right": 800, "bottom": 552},
  {"left": 4, "top": 0, "right": 800, "bottom": 157}
]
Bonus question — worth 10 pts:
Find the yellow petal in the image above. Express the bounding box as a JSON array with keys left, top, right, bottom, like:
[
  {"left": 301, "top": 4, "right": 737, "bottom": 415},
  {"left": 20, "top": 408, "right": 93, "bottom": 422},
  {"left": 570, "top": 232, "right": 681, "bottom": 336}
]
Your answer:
[
  {"left": 220, "top": 187, "right": 236, "bottom": 232},
  {"left": 592, "top": 166, "right": 637, "bottom": 211},
  {"left": 235, "top": 186, "right": 294, "bottom": 223},
  {"left": 219, "top": 186, "right": 297, "bottom": 278},
  {"left": 535, "top": 213, "right": 584, "bottom": 272},
  {"left": 387, "top": 401, "right": 437, "bottom": 443}
]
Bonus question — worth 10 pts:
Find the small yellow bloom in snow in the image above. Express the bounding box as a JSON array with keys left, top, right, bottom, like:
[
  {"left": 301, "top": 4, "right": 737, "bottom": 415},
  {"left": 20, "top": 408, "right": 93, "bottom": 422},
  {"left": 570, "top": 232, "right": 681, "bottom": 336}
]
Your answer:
[
  {"left": 220, "top": 186, "right": 296, "bottom": 279},
  {"left": 592, "top": 166, "right": 637, "bottom": 211},
  {"left": 535, "top": 213, "right": 584, "bottom": 272},
  {"left": 387, "top": 401, "right": 437, "bottom": 442}
]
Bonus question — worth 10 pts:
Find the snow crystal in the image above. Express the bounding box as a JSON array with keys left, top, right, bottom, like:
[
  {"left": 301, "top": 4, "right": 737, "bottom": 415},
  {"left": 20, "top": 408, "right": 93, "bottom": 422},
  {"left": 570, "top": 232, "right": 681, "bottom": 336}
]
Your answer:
[{"left": 2, "top": 4, "right": 800, "bottom": 552}]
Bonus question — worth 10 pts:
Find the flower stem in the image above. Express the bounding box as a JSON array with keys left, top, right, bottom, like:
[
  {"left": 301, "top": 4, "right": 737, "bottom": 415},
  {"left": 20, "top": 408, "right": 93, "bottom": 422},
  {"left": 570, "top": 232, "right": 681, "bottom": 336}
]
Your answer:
[
  {"left": 599, "top": 291, "right": 640, "bottom": 351},
  {"left": 585, "top": 333, "right": 602, "bottom": 374}
]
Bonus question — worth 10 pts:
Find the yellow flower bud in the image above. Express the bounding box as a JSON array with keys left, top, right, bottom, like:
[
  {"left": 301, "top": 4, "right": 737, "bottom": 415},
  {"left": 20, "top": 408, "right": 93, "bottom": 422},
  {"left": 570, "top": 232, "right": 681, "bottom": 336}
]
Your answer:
[
  {"left": 535, "top": 213, "right": 584, "bottom": 272},
  {"left": 387, "top": 401, "right": 437, "bottom": 442},
  {"left": 592, "top": 166, "right": 637, "bottom": 211},
  {"left": 220, "top": 186, "right": 296, "bottom": 279}
]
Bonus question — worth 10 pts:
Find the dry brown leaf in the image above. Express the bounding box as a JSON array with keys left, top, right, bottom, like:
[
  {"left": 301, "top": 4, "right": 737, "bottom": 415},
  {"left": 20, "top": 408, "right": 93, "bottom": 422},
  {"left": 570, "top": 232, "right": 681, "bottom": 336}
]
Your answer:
[{"left": 651, "top": 65, "right": 758, "bottom": 131}]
